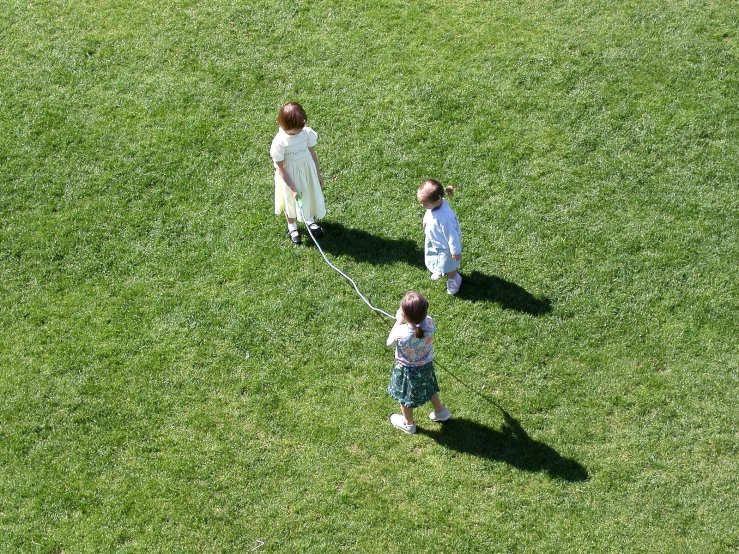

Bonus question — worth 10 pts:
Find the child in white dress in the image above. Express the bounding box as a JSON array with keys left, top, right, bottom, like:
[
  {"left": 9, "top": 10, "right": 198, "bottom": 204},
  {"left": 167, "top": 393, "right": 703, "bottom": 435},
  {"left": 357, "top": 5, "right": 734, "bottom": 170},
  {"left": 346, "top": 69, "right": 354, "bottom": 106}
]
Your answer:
[
  {"left": 417, "top": 179, "right": 463, "bottom": 295},
  {"left": 270, "top": 102, "right": 326, "bottom": 245}
]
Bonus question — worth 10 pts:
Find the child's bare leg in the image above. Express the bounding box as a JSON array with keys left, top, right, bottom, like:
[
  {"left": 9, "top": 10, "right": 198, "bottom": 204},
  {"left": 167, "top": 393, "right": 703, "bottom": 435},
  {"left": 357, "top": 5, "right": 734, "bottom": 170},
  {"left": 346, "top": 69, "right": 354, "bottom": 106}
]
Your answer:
[
  {"left": 400, "top": 404, "right": 415, "bottom": 425},
  {"left": 430, "top": 394, "right": 444, "bottom": 413},
  {"left": 445, "top": 270, "right": 459, "bottom": 279}
]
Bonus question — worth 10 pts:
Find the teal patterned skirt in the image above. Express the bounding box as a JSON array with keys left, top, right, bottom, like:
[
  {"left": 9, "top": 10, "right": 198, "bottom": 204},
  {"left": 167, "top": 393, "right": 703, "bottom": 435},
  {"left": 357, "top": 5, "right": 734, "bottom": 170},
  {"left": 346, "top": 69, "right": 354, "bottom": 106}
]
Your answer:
[{"left": 387, "top": 361, "right": 440, "bottom": 408}]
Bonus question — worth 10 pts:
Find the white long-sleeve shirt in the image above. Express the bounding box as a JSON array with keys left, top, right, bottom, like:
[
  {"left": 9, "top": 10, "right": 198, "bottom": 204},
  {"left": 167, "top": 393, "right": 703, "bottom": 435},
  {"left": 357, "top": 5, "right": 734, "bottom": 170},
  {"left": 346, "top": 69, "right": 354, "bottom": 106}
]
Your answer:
[{"left": 422, "top": 199, "right": 462, "bottom": 256}]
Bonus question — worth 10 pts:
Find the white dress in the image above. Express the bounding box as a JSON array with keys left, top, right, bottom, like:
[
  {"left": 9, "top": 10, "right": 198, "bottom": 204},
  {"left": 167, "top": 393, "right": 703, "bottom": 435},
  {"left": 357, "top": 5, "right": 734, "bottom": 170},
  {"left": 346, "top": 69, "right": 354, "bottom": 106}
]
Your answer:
[{"left": 270, "top": 126, "right": 326, "bottom": 221}]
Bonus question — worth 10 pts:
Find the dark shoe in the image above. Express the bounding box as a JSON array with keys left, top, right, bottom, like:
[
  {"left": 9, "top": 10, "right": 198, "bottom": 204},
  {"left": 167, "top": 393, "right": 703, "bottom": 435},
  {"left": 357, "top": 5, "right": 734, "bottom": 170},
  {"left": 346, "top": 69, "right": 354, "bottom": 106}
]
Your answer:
[
  {"left": 287, "top": 227, "right": 301, "bottom": 245},
  {"left": 306, "top": 222, "right": 323, "bottom": 238}
]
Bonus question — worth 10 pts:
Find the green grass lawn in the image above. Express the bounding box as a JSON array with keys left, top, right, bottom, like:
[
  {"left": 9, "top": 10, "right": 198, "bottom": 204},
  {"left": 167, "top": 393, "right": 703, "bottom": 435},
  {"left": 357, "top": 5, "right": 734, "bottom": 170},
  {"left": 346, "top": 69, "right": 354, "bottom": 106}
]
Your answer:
[{"left": 2, "top": 0, "right": 738, "bottom": 552}]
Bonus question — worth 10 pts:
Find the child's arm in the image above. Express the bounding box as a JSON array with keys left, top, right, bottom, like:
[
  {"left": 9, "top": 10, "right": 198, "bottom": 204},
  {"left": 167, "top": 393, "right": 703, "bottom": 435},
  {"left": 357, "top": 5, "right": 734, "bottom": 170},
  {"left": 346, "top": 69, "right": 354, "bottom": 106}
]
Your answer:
[
  {"left": 386, "top": 323, "right": 403, "bottom": 346},
  {"left": 275, "top": 161, "right": 299, "bottom": 198},
  {"left": 386, "top": 309, "right": 406, "bottom": 346},
  {"left": 446, "top": 224, "right": 463, "bottom": 260},
  {"left": 308, "top": 146, "right": 323, "bottom": 186}
]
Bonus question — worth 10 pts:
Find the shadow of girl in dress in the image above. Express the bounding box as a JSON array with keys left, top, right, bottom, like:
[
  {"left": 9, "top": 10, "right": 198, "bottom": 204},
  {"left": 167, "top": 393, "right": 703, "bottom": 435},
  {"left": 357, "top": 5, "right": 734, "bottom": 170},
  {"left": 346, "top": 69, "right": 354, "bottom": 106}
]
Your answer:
[{"left": 313, "top": 225, "right": 551, "bottom": 315}]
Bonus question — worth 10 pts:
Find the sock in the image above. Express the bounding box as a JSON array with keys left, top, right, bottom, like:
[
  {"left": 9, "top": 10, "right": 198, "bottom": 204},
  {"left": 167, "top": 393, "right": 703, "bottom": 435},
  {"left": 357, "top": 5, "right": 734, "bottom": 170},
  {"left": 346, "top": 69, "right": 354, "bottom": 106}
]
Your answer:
[
  {"left": 288, "top": 222, "right": 298, "bottom": 232},
  {"left": 305, "top": 217, "right": 315, "bottom": 225}
]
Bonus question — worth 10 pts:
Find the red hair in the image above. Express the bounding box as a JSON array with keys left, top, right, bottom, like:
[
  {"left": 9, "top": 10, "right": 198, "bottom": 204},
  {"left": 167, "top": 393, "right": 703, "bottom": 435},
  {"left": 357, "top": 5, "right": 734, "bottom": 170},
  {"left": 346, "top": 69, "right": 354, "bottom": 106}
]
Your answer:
[{"left": 277, "top": 102, "right": 308, "bottom": 131}]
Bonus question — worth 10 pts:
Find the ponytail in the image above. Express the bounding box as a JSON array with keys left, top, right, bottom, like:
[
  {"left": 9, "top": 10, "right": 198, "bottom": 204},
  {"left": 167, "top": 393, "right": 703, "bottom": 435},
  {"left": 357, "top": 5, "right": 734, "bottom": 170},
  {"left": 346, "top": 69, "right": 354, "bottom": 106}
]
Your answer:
[
  {"left": 418, "top": 179, "right": 456, "bottom": 203},
  {"left": 414, "top": 323, "right": 425, "bottom": 339}
]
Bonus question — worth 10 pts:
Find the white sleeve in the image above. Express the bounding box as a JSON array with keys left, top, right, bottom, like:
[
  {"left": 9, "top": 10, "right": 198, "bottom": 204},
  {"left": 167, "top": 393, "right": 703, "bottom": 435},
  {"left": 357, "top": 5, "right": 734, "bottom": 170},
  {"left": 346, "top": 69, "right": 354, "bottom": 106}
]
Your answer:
[
  {"left": 270, "top": 134, "right": 285, "bottom": 162},
  {"left": 305, "top": 127, "right": 318, "bottom": 147},
  {"left": 386, "top": 322, "right": 404, "bottom": 347},
  {"left": 443, "top": 220, "right": 463, "bottom": 256}
]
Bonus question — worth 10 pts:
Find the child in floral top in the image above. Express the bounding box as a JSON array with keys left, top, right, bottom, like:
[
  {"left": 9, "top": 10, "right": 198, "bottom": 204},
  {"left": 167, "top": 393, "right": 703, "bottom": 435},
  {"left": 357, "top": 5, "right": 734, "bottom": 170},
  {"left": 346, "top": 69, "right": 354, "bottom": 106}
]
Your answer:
[{"left": 386, "top": 291, "right": 451, "bottom": 434}]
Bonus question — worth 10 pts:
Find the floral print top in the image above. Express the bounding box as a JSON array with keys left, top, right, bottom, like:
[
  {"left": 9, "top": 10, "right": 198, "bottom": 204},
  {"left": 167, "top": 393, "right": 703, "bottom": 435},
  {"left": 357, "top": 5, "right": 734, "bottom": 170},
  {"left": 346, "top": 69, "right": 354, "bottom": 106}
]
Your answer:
[{"left": 386, "top": 316, "right": 435, "bottom": 366}]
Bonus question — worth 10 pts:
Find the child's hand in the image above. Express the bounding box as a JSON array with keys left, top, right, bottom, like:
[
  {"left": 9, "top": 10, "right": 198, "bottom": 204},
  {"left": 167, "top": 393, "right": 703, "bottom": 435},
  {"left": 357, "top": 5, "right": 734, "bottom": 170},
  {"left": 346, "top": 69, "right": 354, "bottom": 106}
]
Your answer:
[{"left": 452, "top": 253, "right": 462, "bottom": 261}]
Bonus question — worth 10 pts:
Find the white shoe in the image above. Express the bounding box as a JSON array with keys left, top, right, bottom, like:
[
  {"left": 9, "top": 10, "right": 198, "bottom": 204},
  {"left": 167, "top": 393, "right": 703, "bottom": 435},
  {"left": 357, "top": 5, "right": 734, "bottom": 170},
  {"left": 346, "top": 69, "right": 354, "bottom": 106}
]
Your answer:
[
  {"left": 446, "top": 273, "right": 462, "bottom": 295},
  {"left": 390, "top": 413, "right": 416, "bottom": 434},
  {"left": 429, "top": 408, "right": 452, "bottom": 422},
  {"left": 430, "top": 271, "right": 444, "bottom": 281}
]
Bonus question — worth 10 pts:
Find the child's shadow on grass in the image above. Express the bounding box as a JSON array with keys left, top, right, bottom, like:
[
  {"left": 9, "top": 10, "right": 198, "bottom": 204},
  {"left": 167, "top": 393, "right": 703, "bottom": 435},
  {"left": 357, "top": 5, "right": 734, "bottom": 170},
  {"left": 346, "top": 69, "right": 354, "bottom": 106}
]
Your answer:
[
  {"left": 456, "top": 271, "right": 552, "bottom": 315},
  {"left": 316, "top": 222, "right": 423, "bottom": 267},
  {"left": 418, "top": 411, "right": 588, "bottom": 482},
  {"left": 315, "top": 224, "right": 551, "bottom": 315}
]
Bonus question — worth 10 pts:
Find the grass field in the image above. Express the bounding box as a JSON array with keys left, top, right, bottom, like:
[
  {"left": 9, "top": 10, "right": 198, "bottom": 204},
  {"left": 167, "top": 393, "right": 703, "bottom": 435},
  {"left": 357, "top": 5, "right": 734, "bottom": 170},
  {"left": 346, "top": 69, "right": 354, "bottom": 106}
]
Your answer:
[{"left": 2, "top": 0, "right": 738, "bottom": 552}]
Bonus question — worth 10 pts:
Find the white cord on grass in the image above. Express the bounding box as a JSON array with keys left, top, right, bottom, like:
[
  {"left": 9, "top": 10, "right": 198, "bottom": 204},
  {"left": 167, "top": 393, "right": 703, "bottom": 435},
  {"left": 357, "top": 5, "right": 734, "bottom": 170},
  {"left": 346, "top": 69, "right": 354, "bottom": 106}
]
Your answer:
[{"left": 298, "top": 201, "right": 394, "bottom": 320}]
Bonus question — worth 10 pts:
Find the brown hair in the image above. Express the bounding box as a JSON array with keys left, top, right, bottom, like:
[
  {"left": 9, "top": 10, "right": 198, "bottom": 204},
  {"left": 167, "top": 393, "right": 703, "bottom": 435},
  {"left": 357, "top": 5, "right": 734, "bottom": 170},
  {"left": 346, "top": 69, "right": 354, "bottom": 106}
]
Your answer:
[
  {"left": 277, "top": 102, "right": 308, "bottom": 131},
  {"left": 418, "top": 179, "right": 456, "bottom": 204},
  {"left": 400, "top": 291, "right": 429, "bottom": 339}
]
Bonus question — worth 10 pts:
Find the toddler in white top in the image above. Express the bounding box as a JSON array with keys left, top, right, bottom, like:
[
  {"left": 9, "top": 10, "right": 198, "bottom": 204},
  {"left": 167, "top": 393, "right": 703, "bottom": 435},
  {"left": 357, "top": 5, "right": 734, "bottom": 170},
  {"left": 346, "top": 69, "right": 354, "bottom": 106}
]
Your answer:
[
  {"left": 270, "top": 102, "right": 326, "bottom": 245},
  {"left": 417, "top": 179, "right": 463, "bottom": 295}
]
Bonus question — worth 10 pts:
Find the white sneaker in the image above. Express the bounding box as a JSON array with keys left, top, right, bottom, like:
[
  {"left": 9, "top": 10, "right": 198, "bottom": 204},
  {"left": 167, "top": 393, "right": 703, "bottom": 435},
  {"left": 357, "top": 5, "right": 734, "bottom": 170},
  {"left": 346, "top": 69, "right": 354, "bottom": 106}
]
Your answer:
[
  {"left": 446, "top": 273, "right": 462, "bottom": 295},
  {"left": 429, "top": 408, "right": 452, "bottom": 422},
  {"left": 390, "top": 413, "right": 417, "bottom": 434},
  {"left": 430, "top": 271, "right": 444, "bottom": 281}
]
